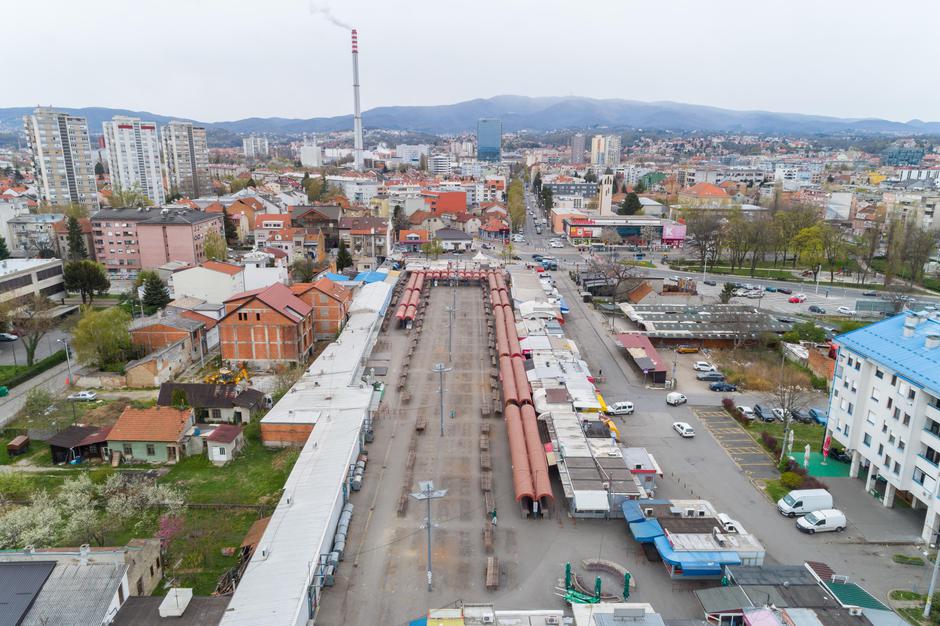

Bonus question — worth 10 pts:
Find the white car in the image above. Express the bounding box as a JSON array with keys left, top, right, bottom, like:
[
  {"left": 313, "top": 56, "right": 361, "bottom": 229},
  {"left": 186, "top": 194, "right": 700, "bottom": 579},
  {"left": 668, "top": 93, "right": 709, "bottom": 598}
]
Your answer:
[
  {"left": 737, "top": 406, "right": 755, "bottom": 420},
  {"left": 772, "top": 407, "right": 786, "bottom": 421},
  {"left": 796, "top": 509, "right": 846, "bottom": 534},
  {"left": 673, "top": 422, "right": 695, "bottom": 438},
  {"left": 0, "top": 333, "right": 18, "bottom": 341},
  {"left": 549, "top": 240, "right": 564, "bottom": 248},
  {"left": 837, "top": 306, "right": 854, "bottom": 315},
  {"left": 693, "top": 361, "right": 715, "bottom": 372},
  {"left": 67, "top": 391, "right": 97, "bottom": 401},
  {"left": 666, "top": 392, "right": 687, "bottom": 406},
  {"left": 606, "top": 401, "right": 634, "bottom": 416}
]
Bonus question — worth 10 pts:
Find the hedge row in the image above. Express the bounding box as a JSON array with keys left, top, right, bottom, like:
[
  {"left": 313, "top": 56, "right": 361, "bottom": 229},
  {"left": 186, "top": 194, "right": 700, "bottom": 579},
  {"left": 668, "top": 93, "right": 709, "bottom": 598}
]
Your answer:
[{"left": 0, "top": 349, "right": 67, "bottom": 389}]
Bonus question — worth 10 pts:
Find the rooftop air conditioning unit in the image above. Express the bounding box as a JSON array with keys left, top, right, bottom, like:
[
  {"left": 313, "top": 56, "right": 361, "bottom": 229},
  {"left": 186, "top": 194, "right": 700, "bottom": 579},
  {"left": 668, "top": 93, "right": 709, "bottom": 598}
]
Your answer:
[
  {"left": 545, "top": 618, "right": 560, "bottom": 625},
  {"left": 644, "top": 508, "right": 654, "bottom": 517}
]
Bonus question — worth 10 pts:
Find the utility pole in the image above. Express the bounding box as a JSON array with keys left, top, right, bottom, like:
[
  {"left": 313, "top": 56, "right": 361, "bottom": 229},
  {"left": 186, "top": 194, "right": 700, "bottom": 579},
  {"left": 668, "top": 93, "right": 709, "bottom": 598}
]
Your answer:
[
  {"left": 446, "top": 304, "right": 455, "bottom": 362},
  {"left": 410, "top": 481, "right": 448, "bottom": 592},
  {"left": 57, "top": 339, "right": 73, "bottom": 386},
  {"left": 431, "top": 363, "right": 452, "bottom": 436}
]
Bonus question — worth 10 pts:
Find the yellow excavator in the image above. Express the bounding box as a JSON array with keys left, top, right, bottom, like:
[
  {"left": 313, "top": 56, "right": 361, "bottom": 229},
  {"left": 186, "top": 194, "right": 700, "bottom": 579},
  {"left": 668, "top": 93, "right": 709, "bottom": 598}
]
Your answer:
[{"left": 204, "top": 364, "right": 251, "bottom": 385}]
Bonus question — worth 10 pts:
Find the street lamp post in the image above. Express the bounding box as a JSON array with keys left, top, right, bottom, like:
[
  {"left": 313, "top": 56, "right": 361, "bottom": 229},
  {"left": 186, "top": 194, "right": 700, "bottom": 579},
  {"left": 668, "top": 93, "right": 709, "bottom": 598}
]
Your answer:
[
  {"left": 410, "top": 481, "right": 448, "bottom": 592},
  {"left": 431, "top": 363, "right": 452, "bottom": 437},
  {"left": 57, "top": 339, "right": 73, "bottom": 386},
  {"left": 446, "top": 305, "right": 455, "bottom": 362}
]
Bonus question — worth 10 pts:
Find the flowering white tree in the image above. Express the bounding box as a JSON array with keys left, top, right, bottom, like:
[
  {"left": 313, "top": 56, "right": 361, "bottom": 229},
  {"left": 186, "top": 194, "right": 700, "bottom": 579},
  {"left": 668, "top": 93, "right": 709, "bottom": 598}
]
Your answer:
[{"left": 0, "top": 491, "right": 61, "bottom": 548}]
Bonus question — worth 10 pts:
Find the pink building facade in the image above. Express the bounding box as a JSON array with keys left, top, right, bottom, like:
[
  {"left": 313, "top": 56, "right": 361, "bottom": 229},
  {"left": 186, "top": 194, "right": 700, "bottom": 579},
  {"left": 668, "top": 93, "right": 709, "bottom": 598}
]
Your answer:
[{"left": 92, "top": 208, "right": 224, "bottom": 277}]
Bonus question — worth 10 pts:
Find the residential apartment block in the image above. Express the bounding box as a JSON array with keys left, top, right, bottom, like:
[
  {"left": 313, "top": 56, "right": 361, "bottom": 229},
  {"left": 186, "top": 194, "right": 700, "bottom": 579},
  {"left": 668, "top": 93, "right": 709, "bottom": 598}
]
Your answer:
[
  {"left": 103, "top": 116, "right": 166, "bottom": 206},
  {"left": 0, "top": 258, "right": 66, "bottom": 306},
  {"left": 23, "top": 108, "right": 99, "bottom": 211},
  {"left": 828, "top": 311, "right": 940, "bottom": 542},
  {"left": 242, "top": 135, "right": 269, "bottom": 159},
  {"left": 161, "top": 121, "right": 210, "bottom": 198},
  {"left": 91, "top": 208, "right": 224, "bottom": 278}
]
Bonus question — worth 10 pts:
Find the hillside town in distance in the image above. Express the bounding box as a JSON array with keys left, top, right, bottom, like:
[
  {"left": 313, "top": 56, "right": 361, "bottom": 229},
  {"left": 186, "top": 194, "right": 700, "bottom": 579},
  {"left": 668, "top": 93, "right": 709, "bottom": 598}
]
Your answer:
[{"left": 3, "top": 22, "right": 940, "bottom": 626}]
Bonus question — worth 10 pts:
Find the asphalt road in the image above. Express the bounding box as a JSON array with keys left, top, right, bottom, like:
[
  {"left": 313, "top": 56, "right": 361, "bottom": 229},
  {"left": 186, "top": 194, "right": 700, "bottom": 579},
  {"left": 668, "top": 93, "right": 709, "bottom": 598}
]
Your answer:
[{"left": 0, "top": 327, "right": 72, "bottom": 367}]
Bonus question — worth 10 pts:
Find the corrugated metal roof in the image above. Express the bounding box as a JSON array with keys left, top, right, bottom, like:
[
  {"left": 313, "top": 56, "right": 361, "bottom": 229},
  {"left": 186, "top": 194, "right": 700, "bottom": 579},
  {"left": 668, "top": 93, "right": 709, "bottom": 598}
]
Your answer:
[
  {"left": 22, "top": 561, "right": 127, "bottom": 626},
  {"left": 823, "top": 581, "right": 887, "bottom": 610},
  {"left": 0, "top": 561, "right": 55, "bottom": 626},
  {"left": 837, "top": 311, "right": 940, "bottom": 393}
]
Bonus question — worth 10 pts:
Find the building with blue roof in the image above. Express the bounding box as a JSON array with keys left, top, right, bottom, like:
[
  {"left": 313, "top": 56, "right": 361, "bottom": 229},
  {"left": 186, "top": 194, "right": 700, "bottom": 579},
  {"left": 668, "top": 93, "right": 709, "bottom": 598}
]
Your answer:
[
  {"left": 828, "top": 310, "right": 940, "bottom": 542},
  {"left": 621, "top": 499, "right": 763, "bottom": 579}
]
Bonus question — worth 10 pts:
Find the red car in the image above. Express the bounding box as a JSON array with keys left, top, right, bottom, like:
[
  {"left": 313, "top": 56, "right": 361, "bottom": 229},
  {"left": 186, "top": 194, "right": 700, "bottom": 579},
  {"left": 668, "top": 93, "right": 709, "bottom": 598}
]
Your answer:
[{"left": 788, "top": 294, "right": 807, "bottom": 303}]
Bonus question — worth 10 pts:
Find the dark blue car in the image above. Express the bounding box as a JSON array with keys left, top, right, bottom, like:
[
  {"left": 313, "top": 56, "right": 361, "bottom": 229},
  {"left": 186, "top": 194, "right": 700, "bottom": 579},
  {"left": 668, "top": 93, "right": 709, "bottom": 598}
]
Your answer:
[
  {"left": 809, "top": 407, "right": 829, "bottom": 425},
  {"left": 709, "top": 382, "right": 738, "bottom": 392}
]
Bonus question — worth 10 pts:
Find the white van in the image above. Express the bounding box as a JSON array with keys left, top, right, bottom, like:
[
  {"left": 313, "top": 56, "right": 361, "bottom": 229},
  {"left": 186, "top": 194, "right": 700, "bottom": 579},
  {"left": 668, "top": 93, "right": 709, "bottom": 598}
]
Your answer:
[
  {"left": 796, "top": 509, "right": 846, "bottom": 534},
  {"left": 606, "top": 401, "right": 634, "bottom": 416},
  {"left": 777, "top": 489, "right": 833, "bottom": 518},
  {"left": 666, "top": 392, "right": 687, "bottom": 406}
]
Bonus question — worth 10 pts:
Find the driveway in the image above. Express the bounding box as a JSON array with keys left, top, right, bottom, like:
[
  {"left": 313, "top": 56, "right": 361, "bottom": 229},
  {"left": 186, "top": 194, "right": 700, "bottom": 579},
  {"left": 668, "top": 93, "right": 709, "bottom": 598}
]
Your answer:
[
  {"left": 693, "top": 407, "right": 779, "bottom": 480},
  {"left": 826, "top": 477, "right": 925, "bottom": 544}
]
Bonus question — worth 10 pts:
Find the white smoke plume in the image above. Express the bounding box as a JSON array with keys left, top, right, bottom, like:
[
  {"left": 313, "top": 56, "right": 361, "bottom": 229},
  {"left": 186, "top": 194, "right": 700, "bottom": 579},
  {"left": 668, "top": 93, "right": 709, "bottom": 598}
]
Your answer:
[{"left": 309, "top": 2, "right": 352, "bottom": 30}]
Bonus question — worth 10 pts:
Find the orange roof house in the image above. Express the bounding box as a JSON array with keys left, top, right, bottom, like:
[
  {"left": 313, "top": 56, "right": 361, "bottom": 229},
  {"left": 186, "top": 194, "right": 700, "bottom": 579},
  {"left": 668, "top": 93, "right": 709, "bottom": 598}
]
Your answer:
[
  {"left": 678, "top": 182, "right": 731, "bottom": 209},
  {"left": 107, "top": 406, "right": 195, "bottom": 464},
  {"left": 219, "top": 283, "right": 315, "bottom": 367}
]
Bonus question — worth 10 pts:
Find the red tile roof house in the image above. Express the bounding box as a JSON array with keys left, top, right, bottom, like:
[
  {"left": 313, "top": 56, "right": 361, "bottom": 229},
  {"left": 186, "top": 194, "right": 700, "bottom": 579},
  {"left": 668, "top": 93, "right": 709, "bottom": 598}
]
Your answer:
[
  {"left": 398, "top": 229, "right": 430, "bottom": 252},
  {"left": 218, "top": 283, "right": 315, "bottom": 369},
  {"left": 106, "top": 406, "right": 195, "bottom": 464},
  {"left": 205, "top": 424, "right": 245, "bottom": 466},
  {"left": 290, "top": 277, "right": 353, "bottom": 339}
]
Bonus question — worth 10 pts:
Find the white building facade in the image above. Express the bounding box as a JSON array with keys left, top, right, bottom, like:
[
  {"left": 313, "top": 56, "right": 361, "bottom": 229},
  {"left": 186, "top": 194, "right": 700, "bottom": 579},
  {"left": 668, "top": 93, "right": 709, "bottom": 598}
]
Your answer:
[
  {"left": 103, "top": 116, "right": 166, "bottom": 206},
  {"left": 828, "top": 311, "right": 940, "bottom": 542},
  {"left": 23, "top": 108, "right": 99, "bottom": 211},
  {"left": 161, "top": 121, "right": 210, "bottom": 198}
]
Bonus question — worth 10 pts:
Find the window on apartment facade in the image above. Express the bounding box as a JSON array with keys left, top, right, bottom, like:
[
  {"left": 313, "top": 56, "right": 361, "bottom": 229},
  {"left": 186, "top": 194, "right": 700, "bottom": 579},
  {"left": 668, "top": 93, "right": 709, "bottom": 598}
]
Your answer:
[
  {"left": 884, "top": 454, "right": 891, "bottom": 468},
  {"left": 255, "top": 313, "right": 261, "bottom": 321},
  {"left": 871, "top": 389, "right": 880, "bottom": 402},
  {"left": 925, "top": 446, "right": 940, "bottom": 465},
  {"left": 894, "top": 462, "right": 901, "bottom": 475},
  {"left": 863, "top": 433, "right": 872, "bottom": 447},
  {"left": 891, "top": 374, "right": 898, "bottom": 386},
  {"left": 855, "top": 360, "right": 861, "bottom": 371},
  {"left": 866, "top": 410, "right": 876, "bottom": 425},
  {"left": 878, "top": 443, "right": 884, "bottom": 455},
  {"left": 847, "top": 357, "right": 853, "bottom": 367},
  {"left": 904, "top": 413, "right": 911, "bottom": 426},
  {"left": 914, "top": 468, "right": 927, "bottom": 486},
  {"left": 875, "top": 368, "right": 884, "bottom": 379},
  {"left": 847, "top": 402, "right": 854, "bottom": 415},
  {"left": 843, "top": 424, "right": 850, "bottom": 436},
  {"left": 899, "top": 439, "right": 906, "bottom": 451},
  {"left": 927, "top": 419, "right": 940, "bottom": 437},
  {"left": 887, "top": 397, "right": 893, "bottom": 409},
  {"left": 894, "top": 407, "right": 901, "bottom": 420},
  {"left": 146, "top": 444, "right": 155, "bottom": 456},
  {"left": 909, "top": 389, "right": 917, "bottom": 401},
  {"left": 889, "top": 434, "right": 896, "bottom": 445}
]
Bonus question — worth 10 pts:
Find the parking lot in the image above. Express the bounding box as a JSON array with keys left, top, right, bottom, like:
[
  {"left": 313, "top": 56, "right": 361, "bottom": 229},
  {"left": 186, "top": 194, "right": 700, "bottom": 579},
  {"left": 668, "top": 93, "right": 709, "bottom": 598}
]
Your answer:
[{"left": 693, "top": 407, "right": 779, "bottom": 480}]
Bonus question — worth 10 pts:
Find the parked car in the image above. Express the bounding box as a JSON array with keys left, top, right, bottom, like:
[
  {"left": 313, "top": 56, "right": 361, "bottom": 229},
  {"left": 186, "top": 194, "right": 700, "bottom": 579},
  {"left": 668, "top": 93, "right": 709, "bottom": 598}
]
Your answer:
[
  {"left": 808, "top": 407, "right": 829, "bottom": 425},
  {"left": 549, "top": 240, "right": 564, "bottom": 248},
  {"left": 808, "top": 305, "right": 826, "bottom": 314},
  {"left": 710, "top": 382, "right": 738, "bottom": 392},
  {"left": 777, "top": 287, "right": 793, "bottom": 294},
  {"left": 696, "top": 371, "right": 726, "bottom": 382},
  {"left": 531, "top": 254, "right": 544, "bottom": 262},
  {"left": 672, "top": 422, "right": 695, "bottom": 438},
  {"left": 669, "top": 275, "right": 680, "bottom": 282},
  {"left": 796, "top": 509, "right": 846, "bottom": 534},
  {"left": 862, "top": 291, "right": 877, "bottom": 297},
  {"left": 676, "top": 345, "right": 699, "bottom": 354},
  {"left": 776, "top": 317, "right": 796, "bottom": 324},
  {"left": 666, "top": 392, "right": 688, "bottom": 406},
  {"left": 765, "top": 286, "right": 778, "bottom": 292},
  {"left": 737, "top": 406, "right": 755, "bottom": 420},
  {"left": 777, "top": 489, "right": 834, "bottom": 518},
  {"left": 789, "top": 294, "right": 807, "bottom": 303},
  {"left": 703, "top": 280, "right": 717, "bottom": 286},
  {"left": 606, "top": 401, "right": 634, "bottom": 416},
  {"left": 772, "top": 407, "right": 786, "bottom": 421},
  {"left": 67, "top": 391, "right": 97, "bottom": 402},
  {"left": 0, "top": 333, "right": 18, "bottom": 341},
  {"left": 829, "top": 448, "right": 851, "bottom": 463},
  {"left": 789, "top": 408, "right": 812, "bottom": 424},
  {"left": 837, "top": 306, "right": 854, "bottom": 315},
  {"left": 753, "top": 404, "right": 775, "bottom": 422},
  {"left": 692, "top": 361, "right": 715, "bottom": 372}
]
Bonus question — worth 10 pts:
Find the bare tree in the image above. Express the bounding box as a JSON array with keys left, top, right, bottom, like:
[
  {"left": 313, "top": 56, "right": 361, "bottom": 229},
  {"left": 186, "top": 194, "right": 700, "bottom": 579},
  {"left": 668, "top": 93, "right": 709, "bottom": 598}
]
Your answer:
[
  {"left": 765, "top": 372, "right": 814, "bottom": 464},
  {"left": 903, "top": 223, "right": 936, "bottom": 287},
  {"left": 684, "top": 209, "right": 724, "bottom": 270},
  {"left": 586, "top": 257, "right": 640, "bottom": 301},
  {"left": 1, "top": 295, "right": 58, "bottom": 366}
]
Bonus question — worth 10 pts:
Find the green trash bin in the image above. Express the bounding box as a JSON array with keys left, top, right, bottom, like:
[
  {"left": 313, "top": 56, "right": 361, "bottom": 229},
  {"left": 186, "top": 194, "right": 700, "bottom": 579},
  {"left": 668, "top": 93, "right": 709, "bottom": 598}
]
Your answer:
[{"left": 0, "top": 386, "right": 8, "bottom": 397}]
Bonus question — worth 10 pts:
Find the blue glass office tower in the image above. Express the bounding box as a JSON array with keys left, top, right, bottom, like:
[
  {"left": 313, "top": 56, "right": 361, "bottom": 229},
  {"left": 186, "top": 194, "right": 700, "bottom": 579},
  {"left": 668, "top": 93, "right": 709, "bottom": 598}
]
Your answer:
[{"left": 477, "top": 118, "right": 502, "bottom": 162}]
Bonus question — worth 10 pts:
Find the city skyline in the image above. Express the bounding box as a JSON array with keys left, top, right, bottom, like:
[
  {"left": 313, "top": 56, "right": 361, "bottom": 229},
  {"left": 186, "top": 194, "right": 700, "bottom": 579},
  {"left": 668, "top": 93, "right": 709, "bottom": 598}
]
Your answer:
[{"left": 6, "top": 0, "right": 940, "bottom": 123}]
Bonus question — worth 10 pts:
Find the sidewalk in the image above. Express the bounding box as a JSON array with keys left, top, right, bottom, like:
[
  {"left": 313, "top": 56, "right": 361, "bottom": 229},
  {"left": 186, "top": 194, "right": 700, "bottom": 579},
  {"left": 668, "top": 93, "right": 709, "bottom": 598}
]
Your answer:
[{"left": 0, "top": 361, "right": 70, "bottom": 428}]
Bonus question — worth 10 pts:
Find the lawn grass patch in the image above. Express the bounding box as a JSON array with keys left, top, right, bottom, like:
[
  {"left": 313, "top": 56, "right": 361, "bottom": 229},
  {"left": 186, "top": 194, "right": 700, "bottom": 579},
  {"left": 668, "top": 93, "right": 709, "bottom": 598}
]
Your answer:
[
  {"left": 713, "top": 349, "right": 813, "bottom": 392},
  {"left": 753, "top": 420, "right": 827, "bottom": 454},
  {"left": 893, "top": 554, "right": 926, "bottom": 566},
  {"left": 765, "top": 479, "right": 788, "bottom": 502},
  {"left": 162, "top": 438, "right": 298, "bottom": 505}
]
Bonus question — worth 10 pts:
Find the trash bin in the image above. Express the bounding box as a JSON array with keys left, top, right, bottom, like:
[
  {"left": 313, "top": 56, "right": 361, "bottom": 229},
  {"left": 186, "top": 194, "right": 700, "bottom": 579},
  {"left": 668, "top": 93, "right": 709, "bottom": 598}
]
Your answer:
[{"left": 0, "top": 386, "right": 8, "bottom": 397}]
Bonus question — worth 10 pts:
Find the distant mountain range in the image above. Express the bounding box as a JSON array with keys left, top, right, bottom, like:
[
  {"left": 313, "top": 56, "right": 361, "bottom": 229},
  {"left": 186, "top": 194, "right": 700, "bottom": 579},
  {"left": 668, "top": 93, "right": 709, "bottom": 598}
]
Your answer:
[{"left": 3, "top": 96, "right": 939, "bottom": 137}]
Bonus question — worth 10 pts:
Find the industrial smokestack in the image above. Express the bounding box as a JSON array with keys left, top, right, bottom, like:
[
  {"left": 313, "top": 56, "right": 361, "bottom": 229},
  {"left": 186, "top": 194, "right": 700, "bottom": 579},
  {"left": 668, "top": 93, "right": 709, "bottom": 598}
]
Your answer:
[{"left": 351, "top": 29, "right": 363, "bottom": 172}]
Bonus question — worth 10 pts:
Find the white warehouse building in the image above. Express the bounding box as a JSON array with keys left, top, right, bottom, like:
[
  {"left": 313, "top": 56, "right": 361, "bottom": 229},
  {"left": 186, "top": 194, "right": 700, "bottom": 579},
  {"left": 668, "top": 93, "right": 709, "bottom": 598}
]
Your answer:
[{"left": 828, "top": 310, "right": 940, "bottom": 542}]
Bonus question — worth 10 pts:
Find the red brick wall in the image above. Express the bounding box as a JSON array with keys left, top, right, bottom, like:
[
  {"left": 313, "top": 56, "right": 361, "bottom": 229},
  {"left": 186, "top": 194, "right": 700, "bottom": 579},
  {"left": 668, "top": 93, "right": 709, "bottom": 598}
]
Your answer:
[
  {"left": 218, "top": 300, "right": 313, "bottom": 364},
  {"left": 131, "top": 325, "right": 191, "bottom": 353},
  {"left": 260, "top": 423, "right": 314, "bottom": 447}
]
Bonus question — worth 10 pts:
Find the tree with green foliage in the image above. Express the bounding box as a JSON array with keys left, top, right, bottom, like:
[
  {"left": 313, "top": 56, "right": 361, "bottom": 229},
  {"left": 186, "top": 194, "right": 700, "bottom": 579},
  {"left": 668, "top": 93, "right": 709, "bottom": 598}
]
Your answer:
[
  {"left": 64, "top": 260, "right": 110, "bottom": 304},
  {"left": 583, "top": 169, "right": 597, "bottom": 183},
  {"left": 719, "top": 283, "right": 736, "bottom": 304},
  {"left": 0, "top": 236, "right": 9, "bottom": 261},
  {"left": 94, "top": 162, "right": 104, "bottom": 177},
  {"left": 618, "top": 192, "right": 643, "bottom": 216},
  {"left": 3, "top": 296, "right": 57, "bottom": 366},
  {"left": 782, "top": 321, "right": 828, "bottom": 344},
  {"left": 634, "top": 178, "right": 646, "bottom": 194},
  {"left": 420, "top": 240, "right": 444, "bottom": 260},
  {"left": 170, "top": 388, "right": 189, "bottom": 409},
  {"left": 142, "top": 274, "right": 171, "bottom": 311},
  {"left": 203, "top": 230, "right": 227, "bottom": 261},
  {"left": 65, "top": 216, "right": 87, "bottom": 260},
  {"left": 71, "top": 307, "right": 132, "bottom": 368},
  {"left": 290, "top": 258, "right": 318, "bottom": 283},
  {"left": 319, "top": 172, "right": 331, "bottom": 200},
  {"left": 336, "top": 240, "right": 353, "bottom": 271},
  {"left": 792, "top": 225, "right": 825, "bottom": 283},
  {"left": 222, "top": 206, "right": 238, "bottom": 242},
  {"left": 540, "top": 187, "right": 554, "bottom": 211},
  {"left": 110, "top": 185, "right": 150, "bottom": 208},
  {"left": 21, "top": 387, "right": 54, "bottom": 424},
  {"left": 507, "top": 178, "right": 526, "bottom": 230},
  {"left": 532, "top": 171, "right": 542, "bottom": 194}
]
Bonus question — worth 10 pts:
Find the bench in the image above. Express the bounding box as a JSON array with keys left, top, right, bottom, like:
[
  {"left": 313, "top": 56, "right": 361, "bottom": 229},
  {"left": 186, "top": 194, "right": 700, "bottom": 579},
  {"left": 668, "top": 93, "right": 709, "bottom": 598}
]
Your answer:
[{"left": 485, "top": 557, "right": 499, "bottom": 591}]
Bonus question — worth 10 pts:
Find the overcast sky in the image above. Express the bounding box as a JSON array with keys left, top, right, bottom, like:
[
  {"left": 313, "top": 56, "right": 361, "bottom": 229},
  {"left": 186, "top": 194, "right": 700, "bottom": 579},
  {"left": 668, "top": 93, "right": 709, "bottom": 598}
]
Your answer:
[{"left": 8, "top": 0, "right": 939, "bottom": 123}]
